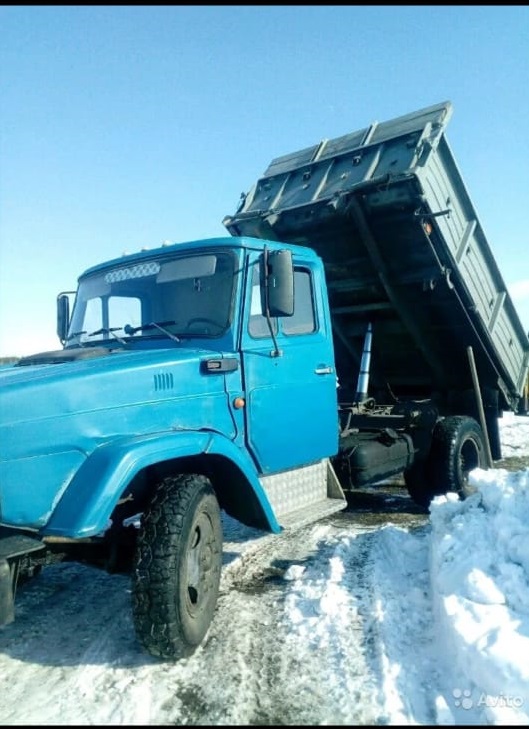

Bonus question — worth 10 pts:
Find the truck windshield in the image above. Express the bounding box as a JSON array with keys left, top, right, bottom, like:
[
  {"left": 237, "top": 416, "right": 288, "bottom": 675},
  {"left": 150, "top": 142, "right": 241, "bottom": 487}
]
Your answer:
[{"left": 66, "top": 250, "right": 237, "bottom": 346}]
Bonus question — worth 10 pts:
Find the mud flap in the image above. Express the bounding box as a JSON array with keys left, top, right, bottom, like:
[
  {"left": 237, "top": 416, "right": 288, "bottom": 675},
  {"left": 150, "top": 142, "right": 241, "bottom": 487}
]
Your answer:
[
  {"left": 0, "top": 534, "right": 46, "bottom": 626},
  {"left": 0, "top": 559, "right": 15, "bottom": 625}
]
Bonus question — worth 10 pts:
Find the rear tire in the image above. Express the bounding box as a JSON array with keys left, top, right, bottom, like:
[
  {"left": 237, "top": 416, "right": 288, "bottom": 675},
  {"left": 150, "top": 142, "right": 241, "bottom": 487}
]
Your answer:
[
  {"left": 132, "top": 473, "right": 222, "bottom": 660},
  {"left": 403, "top": 460, "right": 431, "bottom": 509},
  {"left": 429, "top": 415, "right": 486, "bottom": 498},
  {"left": 405, "top": 416, "right": 486, "bottom": 508}
]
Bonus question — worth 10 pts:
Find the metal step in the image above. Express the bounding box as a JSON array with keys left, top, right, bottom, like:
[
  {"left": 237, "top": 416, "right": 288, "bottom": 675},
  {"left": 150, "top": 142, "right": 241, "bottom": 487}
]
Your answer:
[
  {"left": 278, "top": 496, "right": 347, "bottom": 530},
  {"left": 259, "top": 458, "right": 347, "bottom": 529}
]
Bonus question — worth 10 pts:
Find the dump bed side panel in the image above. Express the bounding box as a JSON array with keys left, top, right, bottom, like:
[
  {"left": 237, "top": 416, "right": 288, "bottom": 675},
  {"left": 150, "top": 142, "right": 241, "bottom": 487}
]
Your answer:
[
  {"left": 416, "top": 136, "right": 528, "bottom": 396},
  {"left": 224, "top": 102, "right": 529, "bottom": 412}
]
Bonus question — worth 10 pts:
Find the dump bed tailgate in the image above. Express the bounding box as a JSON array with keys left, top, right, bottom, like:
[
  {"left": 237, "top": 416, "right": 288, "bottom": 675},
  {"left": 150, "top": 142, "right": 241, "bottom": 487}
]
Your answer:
[{"left": 224, "top": 101, "right": 529, "bottom": 412}]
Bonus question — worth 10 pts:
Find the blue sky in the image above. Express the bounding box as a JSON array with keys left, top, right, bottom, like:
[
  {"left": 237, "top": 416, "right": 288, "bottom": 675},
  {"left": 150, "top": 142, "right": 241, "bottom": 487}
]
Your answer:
[{"left": 1, "top": 5, "right": 528, "bottom": 357}]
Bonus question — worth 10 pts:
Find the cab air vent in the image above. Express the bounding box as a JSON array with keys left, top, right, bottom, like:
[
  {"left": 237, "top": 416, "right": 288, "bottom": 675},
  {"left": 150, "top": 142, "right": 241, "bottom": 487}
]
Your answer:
[{"left": 154, "top": 372, "right": 174, "bottom": 391}]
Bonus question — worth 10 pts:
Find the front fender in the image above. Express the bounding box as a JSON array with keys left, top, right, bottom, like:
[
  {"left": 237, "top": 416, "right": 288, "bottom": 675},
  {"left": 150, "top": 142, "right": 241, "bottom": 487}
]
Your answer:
[{"left": 43, "top": 430, "right": 280, "bottom": 538}]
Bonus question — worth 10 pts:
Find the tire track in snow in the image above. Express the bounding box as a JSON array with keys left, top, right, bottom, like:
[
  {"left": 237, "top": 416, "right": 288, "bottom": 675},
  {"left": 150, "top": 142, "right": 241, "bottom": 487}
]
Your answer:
[
  {"left": 368, "top": 523, "right": 445, "bottom": 724},
  {"left": 277, "top": 525, "right": 385, "bottom": 724},
  {"left": 155, "top": 517, "right": 390, "bottom": 725},
  {"left": 152, "top": 521, "right": 322, "bottom": 724}
]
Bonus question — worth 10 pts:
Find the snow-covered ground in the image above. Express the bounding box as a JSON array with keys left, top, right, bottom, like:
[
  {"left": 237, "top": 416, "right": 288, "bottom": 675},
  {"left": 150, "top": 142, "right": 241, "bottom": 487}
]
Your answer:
[{"left": 0, "top": 412, "right": 529, "bottom": 725}]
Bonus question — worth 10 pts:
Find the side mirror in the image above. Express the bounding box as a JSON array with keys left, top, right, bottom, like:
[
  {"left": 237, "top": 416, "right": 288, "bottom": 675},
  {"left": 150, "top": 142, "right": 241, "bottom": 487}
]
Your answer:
[
  {"left": 265, "top": 249, "right": 294, "bottom": 317},
  {"left": 56, "top": 293, "right": 71, "bottom": 345}
]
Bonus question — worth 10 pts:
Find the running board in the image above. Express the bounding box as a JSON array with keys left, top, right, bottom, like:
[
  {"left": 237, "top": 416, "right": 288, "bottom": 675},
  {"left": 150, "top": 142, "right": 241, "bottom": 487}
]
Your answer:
[
  {"left": 278, "top": 497, "right": 347, "bottom": 530},
  {"left": 259, "top": 459, "right": 347, "bottom": 530}
]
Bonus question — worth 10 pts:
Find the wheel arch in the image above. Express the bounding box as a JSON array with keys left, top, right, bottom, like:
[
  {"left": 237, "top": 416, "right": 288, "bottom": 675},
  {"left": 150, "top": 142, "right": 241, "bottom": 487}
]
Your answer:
[
  {"left": 126, "top": 452, "right": 279, "bottom": 533},
  {"left": 43, "top": 430, "right": 280, "bottom": 538}
]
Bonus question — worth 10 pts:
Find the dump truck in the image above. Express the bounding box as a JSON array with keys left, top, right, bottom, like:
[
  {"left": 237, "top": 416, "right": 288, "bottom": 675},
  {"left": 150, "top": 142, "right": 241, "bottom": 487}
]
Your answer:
[{"left": 1, "top": 101, "right": 528, "bottom": 661}]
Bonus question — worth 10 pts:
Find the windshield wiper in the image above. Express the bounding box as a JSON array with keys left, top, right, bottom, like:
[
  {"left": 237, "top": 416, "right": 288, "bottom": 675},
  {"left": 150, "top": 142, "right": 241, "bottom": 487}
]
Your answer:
[
  {"left": 65, "top": 331, "right": 87, "bottom": 345},
  {"left": 87, "top": 327, "right": 127, "bottom": 345},
  {"left": 124, "top": 321, "right": 180, "bottom": 342}
]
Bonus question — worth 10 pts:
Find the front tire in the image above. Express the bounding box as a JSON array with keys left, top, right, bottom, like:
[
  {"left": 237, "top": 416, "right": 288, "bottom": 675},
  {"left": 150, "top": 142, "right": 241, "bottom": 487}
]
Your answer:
[{"left": 132, "top": 473, "right": 222, "bottom": 660}]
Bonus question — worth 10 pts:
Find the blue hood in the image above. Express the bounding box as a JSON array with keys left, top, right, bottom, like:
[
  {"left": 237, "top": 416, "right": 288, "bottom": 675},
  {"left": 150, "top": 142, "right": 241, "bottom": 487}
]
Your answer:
[
  {"left": 0, "top": 346, "right": 239, "bottom": 528},
  {"left": 2, "top": 345, "right": 231, "bottom": 425}
]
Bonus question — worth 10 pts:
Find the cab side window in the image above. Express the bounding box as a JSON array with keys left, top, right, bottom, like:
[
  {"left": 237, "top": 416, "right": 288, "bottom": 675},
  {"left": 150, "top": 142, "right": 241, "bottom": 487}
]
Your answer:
[
  {"left": 248, "top": 260, "right": 316, "bottom": 338},
  {"left": 283, "top": 269, "right": 316, "bottom": 335}
]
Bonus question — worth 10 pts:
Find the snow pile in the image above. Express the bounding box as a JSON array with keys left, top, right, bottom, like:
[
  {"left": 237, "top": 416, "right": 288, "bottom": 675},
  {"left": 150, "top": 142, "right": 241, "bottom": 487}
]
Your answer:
[{"left": 429, "top": 413, "right": 529, "bottom": 724}]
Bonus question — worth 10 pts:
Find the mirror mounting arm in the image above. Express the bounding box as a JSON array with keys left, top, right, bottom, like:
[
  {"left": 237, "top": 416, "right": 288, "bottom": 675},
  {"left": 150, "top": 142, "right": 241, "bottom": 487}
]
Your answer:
[{"left": 263, "top": 246, "right": 282, "bottom": 358}]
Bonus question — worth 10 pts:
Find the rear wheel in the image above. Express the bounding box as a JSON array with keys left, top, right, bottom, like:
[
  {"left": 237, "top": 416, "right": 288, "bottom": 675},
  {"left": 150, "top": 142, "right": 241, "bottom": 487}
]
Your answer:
[
  {"left": 429, "top": 415, "right": 486, "bottom": 498},
  {"left": 405, "top": 416, "right": 486, "bottom": 507},
  {"left": 132, "top": 473, "right": 222, "bottom": 660},
  {"left": 403, "top": 459, "right": 432, "bottom": 509}
]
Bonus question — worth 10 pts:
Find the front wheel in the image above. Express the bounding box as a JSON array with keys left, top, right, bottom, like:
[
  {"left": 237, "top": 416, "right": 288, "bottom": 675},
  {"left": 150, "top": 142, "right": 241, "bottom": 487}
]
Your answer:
[{"left": 132, "top": 473, "right": 222, "bottom": 660}]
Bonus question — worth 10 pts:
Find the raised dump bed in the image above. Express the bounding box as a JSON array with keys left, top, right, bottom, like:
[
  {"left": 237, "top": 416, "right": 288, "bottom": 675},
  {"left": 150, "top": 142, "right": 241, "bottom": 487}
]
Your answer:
[{"left": 224, "top": 101, "right": 529, "bottom": 414}]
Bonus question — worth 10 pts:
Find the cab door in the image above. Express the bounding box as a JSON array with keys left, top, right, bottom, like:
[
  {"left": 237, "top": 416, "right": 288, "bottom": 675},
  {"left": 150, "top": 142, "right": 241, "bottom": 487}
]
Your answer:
[{"left": 240, "top": 253, "right": 339, "bottom": 474}]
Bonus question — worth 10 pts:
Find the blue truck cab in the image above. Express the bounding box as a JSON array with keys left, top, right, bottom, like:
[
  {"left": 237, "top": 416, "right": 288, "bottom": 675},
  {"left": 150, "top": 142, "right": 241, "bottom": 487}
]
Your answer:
[
  {"left": 0, "top": 235, "right": 346, "bottom": 659},
  {"left": 1, "top": 237, "right": 344, "bottom": 534}
]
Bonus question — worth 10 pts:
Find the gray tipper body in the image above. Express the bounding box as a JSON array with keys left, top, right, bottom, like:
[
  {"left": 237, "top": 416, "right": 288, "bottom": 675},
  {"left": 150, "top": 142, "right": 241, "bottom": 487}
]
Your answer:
[{"left": 224, "top": 100, "right": 529, "bottom": 416}]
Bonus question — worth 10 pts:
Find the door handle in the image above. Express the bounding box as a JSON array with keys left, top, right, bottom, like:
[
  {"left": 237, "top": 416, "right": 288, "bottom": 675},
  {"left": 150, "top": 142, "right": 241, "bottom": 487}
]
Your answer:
[{"left": 314, "top": 366, "right": 334, "bottom": 375}]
